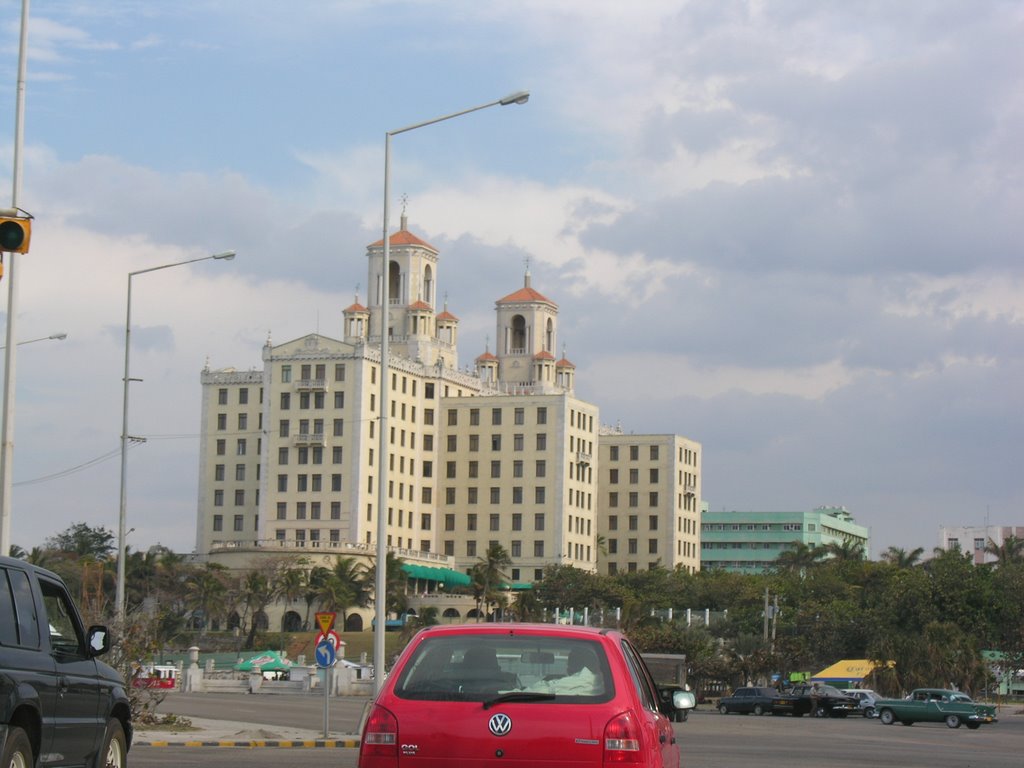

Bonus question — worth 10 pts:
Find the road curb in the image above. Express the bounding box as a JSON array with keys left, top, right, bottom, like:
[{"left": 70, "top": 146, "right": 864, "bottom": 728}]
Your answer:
[{"left": 136, "top": 737, "right": 360, "bottom": 748}]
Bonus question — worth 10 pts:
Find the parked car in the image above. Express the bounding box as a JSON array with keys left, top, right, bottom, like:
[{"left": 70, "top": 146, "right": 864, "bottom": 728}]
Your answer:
[
  {"left": 842, "top": 688, "right": 881, "bottom": 717},
  {"left": 357, "top": 623, "right": 696, "bottom": 768},
  {"left": 718, "top": 686, "right": 782, "bottom": 716},
  {"left": 0, "top": 555, "right": 132, "bottom": 768},
  {"left": 874, "top": 688, "right": 998, "bottom": 729},
  {"left": 773, "top": 683, "right": 861, "bottom": 717}
]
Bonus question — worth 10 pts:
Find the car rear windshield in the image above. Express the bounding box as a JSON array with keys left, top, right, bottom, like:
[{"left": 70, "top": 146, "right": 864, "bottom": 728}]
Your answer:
[{"left": 393, "top": 635, "right": 615, "bottom": 704}]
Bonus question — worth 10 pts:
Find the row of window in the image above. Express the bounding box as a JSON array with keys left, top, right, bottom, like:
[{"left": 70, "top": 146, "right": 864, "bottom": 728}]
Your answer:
[
  {"left": 443, "top": 539, "right": 548, "bottom": 558},
  {"left": 607, "top": 514, "right": 662, "bottom": 531},
  {"left": 701, "top": 523, "right": 804, "bottom": 531},
  {"left": 607, "top": 492, "right": 661, "bottom": 508},
  {"left": 608, "top": 468, "right": 661, "bottom": 484},
  {"left": 606, "top": 538, "right": 660, "bottom": 555},
  {"left": 446, "top": 405, "right": 549, "bottom": 427}
]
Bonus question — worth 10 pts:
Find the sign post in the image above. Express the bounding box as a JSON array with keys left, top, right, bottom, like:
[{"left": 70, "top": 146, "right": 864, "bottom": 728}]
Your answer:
[{"left": 314, "top": 612, "right": 338, "bottom": 738}]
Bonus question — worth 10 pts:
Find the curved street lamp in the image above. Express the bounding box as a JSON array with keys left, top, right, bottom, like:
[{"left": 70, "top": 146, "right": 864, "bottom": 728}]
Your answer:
[
  {"left": 116, "top": 250, "right": 236, "bottom": 622},
  {"left": 374, "top": 92, "right": 528, "bottom": 692}
]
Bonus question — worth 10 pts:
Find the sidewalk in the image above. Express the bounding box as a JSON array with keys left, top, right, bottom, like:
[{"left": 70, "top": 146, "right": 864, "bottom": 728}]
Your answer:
[{"left": 133, "top": 716, "right": 361, "bottom": 748}]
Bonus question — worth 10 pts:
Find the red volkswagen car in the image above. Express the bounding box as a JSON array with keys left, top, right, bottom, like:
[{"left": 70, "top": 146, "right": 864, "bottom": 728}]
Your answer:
[{"left": 358, "top": 623, "right": 695, "bottom": 767}]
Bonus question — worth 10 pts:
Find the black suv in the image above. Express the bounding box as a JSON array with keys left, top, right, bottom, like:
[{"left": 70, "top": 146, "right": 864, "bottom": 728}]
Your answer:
[{"left": 0, "top": 556, "right": 132, "bottom": 767}]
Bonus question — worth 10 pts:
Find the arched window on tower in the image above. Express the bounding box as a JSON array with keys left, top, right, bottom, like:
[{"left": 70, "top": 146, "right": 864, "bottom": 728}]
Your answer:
[
  {"left": 545, "top": 318, "right": 554, "bottom": 352},
  {"left": 424, "top": 265, "right": 434, "bottom": 307},
  {"left": 511, "top": 315, "right": 527, "bottom": 354},
  {"left": 388, "top": 260, "right": 401, "bottom": 305}
]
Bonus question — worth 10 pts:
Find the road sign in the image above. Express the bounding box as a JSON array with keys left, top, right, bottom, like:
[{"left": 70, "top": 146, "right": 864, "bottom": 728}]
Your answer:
[
  {"left": 315, "top": 611, "right": 337, "bottom": 634},
  {"left": 315, "top": 639, "right": 337, "bottom": 669},
  {"left": 315, "top": 629, "right": 342, "bottom": 651}
]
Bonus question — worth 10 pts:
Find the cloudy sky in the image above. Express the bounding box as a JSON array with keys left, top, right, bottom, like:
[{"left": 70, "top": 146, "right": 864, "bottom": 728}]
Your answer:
[{"left": 0, "top": 1, "right": 1020, "bottom": 558}]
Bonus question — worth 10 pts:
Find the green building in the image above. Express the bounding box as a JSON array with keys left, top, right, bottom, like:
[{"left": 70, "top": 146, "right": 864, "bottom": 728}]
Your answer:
[{"left": 700, "top": 506, "right": 870, "bottom": 574}]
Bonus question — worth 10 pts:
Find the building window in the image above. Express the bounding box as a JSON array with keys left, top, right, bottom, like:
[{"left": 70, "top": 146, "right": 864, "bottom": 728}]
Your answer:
[
  {"left": 514, "top": 407, "right": 524, "bottom": 425},
  {"left": 491, "top": 434, "right": 502, "bottom": 451},
  {"left": 214, "top": 464, "right": 225, "bottom": 481},
  {"left": 234, "top": 490, "right": 245, "bottom": 506},
  {"left": 610, "top": 446, "right": 619, "bottom": 461},
  {"left": 470, "top": 408, "right": 480, "bottom": 426},
  {"left": 537, "top": 407, "right": 547, "bottom": 424},
  {"left": 534, "top": 513, "right": 545, "bottom": 531},
  {"left": 536, "top": 433, "right": 546, "bottom": 451},
  {"left": 213, "top": 514, "right": 223, "bottom": 531},
  {"left": 489, "top": 514, "right": 500, "bottom": 531},
  {"left": 233, "top": 515, "right": 244, "bottom": 532},
  {"left": 467, "top": 514, "right": 477, "bottom": 531},
  {"left": 650, "top": 445, "right": 659, "bottom": 460},
  {"left": 490, "top": 487, "right": 500, "bottom": 504},
  {"left": 217, "top": 388, "right": 228, "bottom": 405},
  {"left": 534, "top": 540, "right": 545, "bottom": 557},
  {"left": 213, "top": 490, "right": 224, "bottom": 507},
  {"left": 535, "top": 487, "right": 545, "bottom": 504}
]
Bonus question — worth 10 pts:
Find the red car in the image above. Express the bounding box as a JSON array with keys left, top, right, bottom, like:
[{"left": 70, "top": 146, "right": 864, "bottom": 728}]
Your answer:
[{"left": 358, "top": 623, "right": 695, "bottom": 767}]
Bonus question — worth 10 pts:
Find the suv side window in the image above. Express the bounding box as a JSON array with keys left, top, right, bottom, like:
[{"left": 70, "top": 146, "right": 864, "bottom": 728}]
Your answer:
[
  {"left": 39, "top": 578, "right": 85, "bottom": 656},
  {"left": 0, "top": 566, "right": 41, "bottom": 648}
]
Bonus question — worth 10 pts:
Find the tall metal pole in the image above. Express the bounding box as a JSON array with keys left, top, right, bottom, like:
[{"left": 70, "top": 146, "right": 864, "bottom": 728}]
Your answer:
[
  {"left": 373, "top": 91, "right": 528, "bottom": 693},
  {"left": 116, "top": 251, "right": 236, "bottom": 622},
  {"left": 0, "top": 0, "right": 32, "bottom": 557}
]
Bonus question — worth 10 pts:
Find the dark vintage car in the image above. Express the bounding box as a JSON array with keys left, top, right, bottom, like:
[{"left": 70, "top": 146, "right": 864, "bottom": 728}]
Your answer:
[
  {"left": 773, "top": 683, "right": 860, "bottom": 717},
  {"left": 875, "top": 688, "right": 998, "bottom": 729},
  {"left": 718, "top": 686, "right": 782, "bottom": 716}
]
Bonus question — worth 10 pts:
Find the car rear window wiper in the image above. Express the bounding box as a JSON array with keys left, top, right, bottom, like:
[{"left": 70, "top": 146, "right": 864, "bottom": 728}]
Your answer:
[{"left": 483, "top": 691, "right": 557, "bottom": 710}]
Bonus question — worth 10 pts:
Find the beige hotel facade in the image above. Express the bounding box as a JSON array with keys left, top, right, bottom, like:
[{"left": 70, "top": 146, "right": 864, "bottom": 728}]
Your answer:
[{"left": 195, "top": 215, "right": 701, "bottom": 628}]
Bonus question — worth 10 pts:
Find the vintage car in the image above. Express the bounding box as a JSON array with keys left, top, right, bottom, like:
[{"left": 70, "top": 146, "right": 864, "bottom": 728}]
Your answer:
[
  {"left": 875, "top": 688, "right": 998, "bottom": 729},
  {"left": 773, "top": 683, "right": 860, "bottom": 717}
]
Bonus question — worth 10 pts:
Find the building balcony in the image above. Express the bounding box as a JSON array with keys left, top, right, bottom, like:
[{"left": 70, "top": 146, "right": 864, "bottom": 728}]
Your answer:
[
  {"left": 293, "top": 433, "right": 325, "bottom": 446},
  {"left": 294, "top": 378, "right": 327, "bottom": 391},
  {"left": 577, "top": 451, "right": 592, "bottom": 464}
]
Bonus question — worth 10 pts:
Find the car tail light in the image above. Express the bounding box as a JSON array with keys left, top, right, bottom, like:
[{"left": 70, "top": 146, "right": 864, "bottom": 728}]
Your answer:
[
  {"left": 360, "top": 704, "right": 399, "bottom": 760},
  {"left": 604, "top": 710, "right": 643, "bottom": 764}
]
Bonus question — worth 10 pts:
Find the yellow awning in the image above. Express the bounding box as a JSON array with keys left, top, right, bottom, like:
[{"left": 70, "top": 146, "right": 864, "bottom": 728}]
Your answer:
[{"left": 811, "top": 659, "right": 877, "bottom": 682}]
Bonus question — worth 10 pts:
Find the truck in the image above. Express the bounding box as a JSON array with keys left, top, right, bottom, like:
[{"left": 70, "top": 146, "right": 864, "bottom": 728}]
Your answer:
[
  {"left": 874, "top": 688, "right": 998, "bottom": 729},
  {"left": 0, "top": 555, "right": 133, "bottom": 767}
]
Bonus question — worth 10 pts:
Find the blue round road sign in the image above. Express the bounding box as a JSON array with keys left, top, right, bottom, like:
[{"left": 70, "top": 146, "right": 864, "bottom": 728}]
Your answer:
[{"left": 315, "top": 639, "right": 337, "bottom": 668}]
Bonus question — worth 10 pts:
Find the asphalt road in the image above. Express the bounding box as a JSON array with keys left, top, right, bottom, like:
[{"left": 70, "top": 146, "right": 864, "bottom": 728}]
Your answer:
[{"left": 133, "top": 695, "right": 1024, "bottom": 768}]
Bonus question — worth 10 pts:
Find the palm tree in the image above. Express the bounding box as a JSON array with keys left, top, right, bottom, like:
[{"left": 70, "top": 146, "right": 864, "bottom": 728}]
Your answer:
[
  {"left": 880, "top": 546, "right": 925, "bottom": 568},
  {"left": 773, "top": 542, "right": 825, "bottom": 574},
  {"left": 184, "top": 563, "right": 228, "bottom": 634},
  {"left": 302, "top": 566, "right": 331, "bottom": 629},
  {"left": 984, "top": 535, "right": 1024, "bottom": 567},
  {"left": 823, "top": 539, "right": 866, "bottom": 562},
  {"left": 330, "top": 556, "right": 371, "bottom": 629},
  {"left": 237, "top": 568, "right": 279, "bottom": 650},
  {"left": 364, "top": 552, "right": 407, "bottom": 619},
  {"left": 470, "top": 543, "right": 512, "bottom": 621}
]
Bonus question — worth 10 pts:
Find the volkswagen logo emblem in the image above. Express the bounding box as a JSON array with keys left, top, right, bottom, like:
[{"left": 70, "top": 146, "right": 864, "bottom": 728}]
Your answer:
[{"left": 488, "top": 713, "right": 512, "bottom": 736}]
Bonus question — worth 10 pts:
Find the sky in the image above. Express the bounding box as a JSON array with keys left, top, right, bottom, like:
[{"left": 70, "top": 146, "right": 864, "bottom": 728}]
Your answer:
[{"left": 0, "top": 0, "right": 1021, "bottom": 559}]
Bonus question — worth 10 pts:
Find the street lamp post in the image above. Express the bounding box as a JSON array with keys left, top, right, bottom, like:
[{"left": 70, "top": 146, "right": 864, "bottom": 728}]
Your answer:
[
  {"left": 116, "top": 250, "right": 236, "bottom": 623},
  {"left": 374, "top": 91, "right": 528, "bottom": 692},
  {"left": 0, "top": 332, "right": 67, "bottom": 350}
]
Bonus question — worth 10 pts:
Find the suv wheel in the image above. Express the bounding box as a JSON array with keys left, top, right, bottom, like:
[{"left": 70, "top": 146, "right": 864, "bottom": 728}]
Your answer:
[
  {"left": 753, "top": 704, "right": 765, "bottom": 716},
  {"left": 100, "top": 718, "right": 128, "bottom": 768},
  {"left": 719, "top": 704, "right": 729, "bottom": 715},
  {"left": 0, "top": 726, "right": 32, "bottom": 768}
]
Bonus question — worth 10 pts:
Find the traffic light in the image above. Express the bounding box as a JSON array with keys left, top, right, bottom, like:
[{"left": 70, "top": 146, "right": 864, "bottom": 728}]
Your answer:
[{"left": 0, "top": 209, "right": 32, "bottom": 253}]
